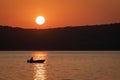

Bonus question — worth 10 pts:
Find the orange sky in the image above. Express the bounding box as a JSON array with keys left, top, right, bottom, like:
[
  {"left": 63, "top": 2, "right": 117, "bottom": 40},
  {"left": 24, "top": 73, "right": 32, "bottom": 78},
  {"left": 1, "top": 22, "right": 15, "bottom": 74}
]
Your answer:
[{"left": 0, "top": 0, "right": 120, "bottom": 29}]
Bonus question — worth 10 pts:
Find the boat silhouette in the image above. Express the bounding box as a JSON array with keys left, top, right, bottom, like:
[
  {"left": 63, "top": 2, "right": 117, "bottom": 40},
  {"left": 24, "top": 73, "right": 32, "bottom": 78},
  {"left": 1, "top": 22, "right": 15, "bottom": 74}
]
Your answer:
[{"left": 27, "top": 57, "right": 45, "bottom": 63}]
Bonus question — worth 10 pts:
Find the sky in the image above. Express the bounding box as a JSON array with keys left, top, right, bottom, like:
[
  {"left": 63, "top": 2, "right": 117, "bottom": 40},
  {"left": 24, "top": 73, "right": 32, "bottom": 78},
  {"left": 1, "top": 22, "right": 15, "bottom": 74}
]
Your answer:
[{"left": 0, "top": 0, "right": 120, "bottom": 29}]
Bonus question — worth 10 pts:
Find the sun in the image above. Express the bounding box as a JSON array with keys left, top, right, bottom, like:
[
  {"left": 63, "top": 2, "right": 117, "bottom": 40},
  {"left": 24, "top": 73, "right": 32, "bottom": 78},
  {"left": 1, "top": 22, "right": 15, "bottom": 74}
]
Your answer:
[{"left": 35, "top": 16, "right": 45, "bottom": 25}]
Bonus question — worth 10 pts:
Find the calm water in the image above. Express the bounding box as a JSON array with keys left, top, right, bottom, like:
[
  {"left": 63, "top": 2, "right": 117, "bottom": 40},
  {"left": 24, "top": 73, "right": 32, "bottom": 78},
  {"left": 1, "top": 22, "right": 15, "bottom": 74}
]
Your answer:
[{"left": 0, "top": 51, "right": 120, "bottom": 80}]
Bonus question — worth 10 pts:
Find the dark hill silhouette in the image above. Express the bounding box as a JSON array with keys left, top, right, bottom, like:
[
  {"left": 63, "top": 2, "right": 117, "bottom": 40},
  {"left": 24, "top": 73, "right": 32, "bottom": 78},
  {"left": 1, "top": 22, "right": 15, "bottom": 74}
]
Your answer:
[{"left": 0, "top": 23, "right": 120, "bottom": 50}]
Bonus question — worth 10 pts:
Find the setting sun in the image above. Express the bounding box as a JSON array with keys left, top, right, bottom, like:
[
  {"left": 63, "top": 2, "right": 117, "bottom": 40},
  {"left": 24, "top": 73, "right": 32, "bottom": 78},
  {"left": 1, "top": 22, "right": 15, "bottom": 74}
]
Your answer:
[{"left": 35, "top": 16, "right": 45, "bottom": 25}]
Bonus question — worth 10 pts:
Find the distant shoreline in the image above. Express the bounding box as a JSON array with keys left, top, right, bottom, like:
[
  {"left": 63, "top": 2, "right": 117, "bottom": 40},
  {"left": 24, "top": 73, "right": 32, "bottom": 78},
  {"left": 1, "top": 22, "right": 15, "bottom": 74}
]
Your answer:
[{"left": 0, "top": 23, "right": 120, "bottom": 50}]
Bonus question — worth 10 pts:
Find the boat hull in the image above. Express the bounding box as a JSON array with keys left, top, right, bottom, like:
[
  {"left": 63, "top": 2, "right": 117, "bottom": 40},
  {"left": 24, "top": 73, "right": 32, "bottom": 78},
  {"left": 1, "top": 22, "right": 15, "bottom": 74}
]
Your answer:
[{"left": 27, "top": 60, "right": 45, "bottom": 63}]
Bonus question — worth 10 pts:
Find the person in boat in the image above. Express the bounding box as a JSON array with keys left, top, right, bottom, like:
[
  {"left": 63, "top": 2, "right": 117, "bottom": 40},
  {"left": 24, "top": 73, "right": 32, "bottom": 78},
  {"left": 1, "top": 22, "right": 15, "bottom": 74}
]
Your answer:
[{"left": 30, "top": 57, "right": 33, "bottom": 61}]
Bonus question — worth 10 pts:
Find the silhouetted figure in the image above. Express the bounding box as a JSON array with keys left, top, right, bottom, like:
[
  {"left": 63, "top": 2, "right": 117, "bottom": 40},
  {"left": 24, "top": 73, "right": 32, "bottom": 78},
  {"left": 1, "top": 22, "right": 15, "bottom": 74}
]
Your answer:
[{"left": 30, "top": 57, "right": 33, "bottom": 61}]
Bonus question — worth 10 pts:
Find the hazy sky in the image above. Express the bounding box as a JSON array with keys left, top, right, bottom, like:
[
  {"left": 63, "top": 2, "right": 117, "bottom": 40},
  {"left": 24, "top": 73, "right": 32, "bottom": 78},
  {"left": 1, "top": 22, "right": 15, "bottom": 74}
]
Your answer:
[{"left": 0, "top": 0, "right": 120, "bottom": 29}]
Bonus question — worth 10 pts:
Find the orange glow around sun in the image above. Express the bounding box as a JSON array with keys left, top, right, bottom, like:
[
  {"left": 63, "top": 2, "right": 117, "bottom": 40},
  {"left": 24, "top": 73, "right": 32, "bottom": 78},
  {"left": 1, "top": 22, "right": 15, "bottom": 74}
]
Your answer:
[{"left": 0, "top": 0, "right": 120, "bottom": 29}]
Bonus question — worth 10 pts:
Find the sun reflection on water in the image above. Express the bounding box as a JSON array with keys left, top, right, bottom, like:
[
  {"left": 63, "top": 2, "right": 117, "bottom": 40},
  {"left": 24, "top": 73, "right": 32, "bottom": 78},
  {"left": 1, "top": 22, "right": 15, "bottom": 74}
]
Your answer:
[
  {"left": 34, "top": 64, "right": 46, "bottom": 80},
  {"left": 32, "top": 52, "right": 48, "bottom": 80},
  {"left": 32, "top": 52, "right": 47, "bottom": 60}
]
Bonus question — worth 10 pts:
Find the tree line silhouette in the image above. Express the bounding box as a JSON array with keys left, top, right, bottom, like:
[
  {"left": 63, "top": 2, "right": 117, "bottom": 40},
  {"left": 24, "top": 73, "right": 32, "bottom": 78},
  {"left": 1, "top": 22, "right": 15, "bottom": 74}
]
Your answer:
[{"left": 0, "top": 23, "right": 120, "bottom": 50}]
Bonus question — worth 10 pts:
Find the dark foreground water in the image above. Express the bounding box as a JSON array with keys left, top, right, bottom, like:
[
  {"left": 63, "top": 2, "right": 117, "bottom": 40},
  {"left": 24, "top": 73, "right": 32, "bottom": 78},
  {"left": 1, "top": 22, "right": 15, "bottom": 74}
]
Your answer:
[{"left": 0, "top": 51, "right": 120, "bottom": 80}]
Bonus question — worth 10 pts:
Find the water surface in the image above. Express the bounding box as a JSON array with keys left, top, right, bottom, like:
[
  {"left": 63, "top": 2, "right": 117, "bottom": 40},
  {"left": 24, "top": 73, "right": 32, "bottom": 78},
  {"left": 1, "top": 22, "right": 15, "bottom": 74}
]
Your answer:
[{"left": 0, "top": 51, "right": 120, "bottom": 80}]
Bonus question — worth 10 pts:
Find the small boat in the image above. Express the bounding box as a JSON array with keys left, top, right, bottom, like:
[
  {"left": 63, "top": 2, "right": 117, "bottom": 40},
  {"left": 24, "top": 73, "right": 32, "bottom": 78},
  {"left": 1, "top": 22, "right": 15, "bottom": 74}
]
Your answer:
[
  {"left": 27, "top": 57, "right": 45, "bottom": 63},
  {"left": 27, "top": 59, "right": 45, "bottom": 63}
]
